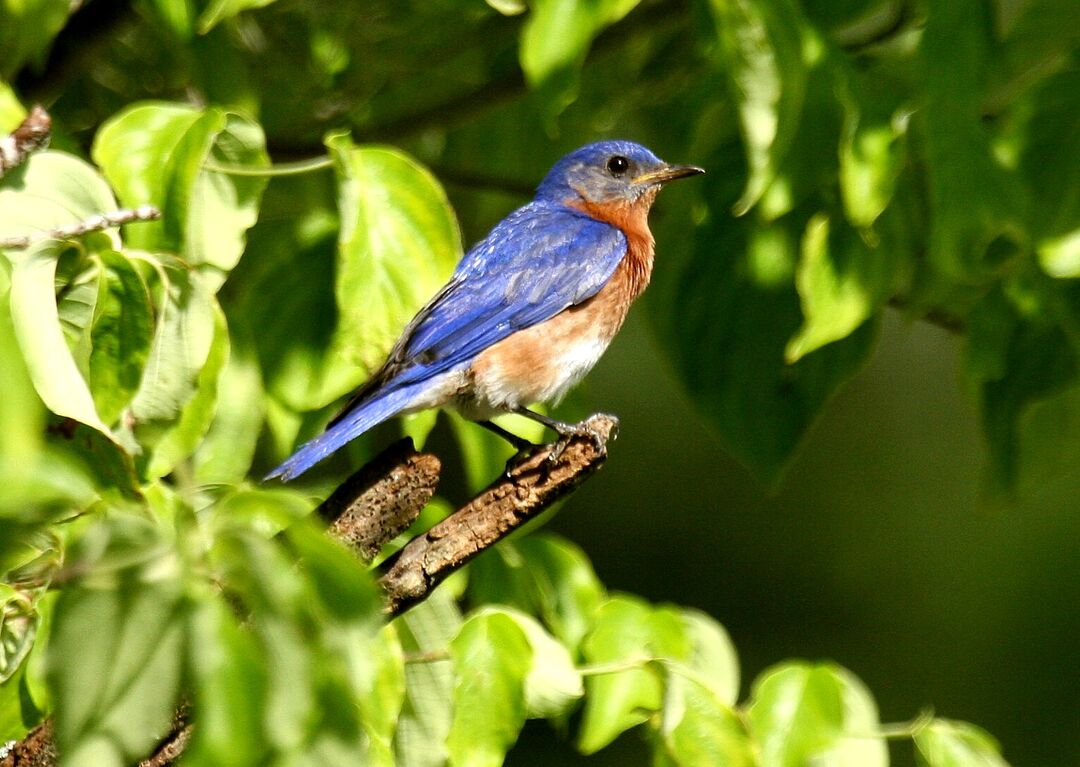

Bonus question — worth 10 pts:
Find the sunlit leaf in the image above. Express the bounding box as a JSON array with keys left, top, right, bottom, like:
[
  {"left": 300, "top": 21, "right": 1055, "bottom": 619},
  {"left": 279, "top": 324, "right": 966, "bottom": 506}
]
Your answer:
[
  {"left": 675, "top": 608, "right": 739, "bottom": 706},
  {"left": 49, "top": 516, "right": 186, "bottom": 767},
  {"left": 707, "top": 0, "right": 809, "bottom": 214},
  {"left": 126, "top": 257, "right": 217, "bottom": 441},
  {"left": 915, "top": 719, "right": 1011, "bottom": 767},
  {"left": 193, "top": 333, "right": 266, "bottom": 483},
  {"left": 521, "top": 0, "right": 643, "bottom": 110},
  {"left": 447, "top": 610, "right": 531, "bottom": 767},
  {"left": 89, "top": 250, "right": 155, "bottom": 425},
  {"left": 393, "top": 587, "right": 460, "bottom": 767},
  {"left": 198, "top": 0, "right": 278, "bottom": 33},
  {"left": 8, "top": 243, "right": 111, "bottom": 435},
  {"left": 184, "top": 597, "right": 269, "bottom": 767},
  {"left": 474, "top": 607, "right": 584, "bottom": 720},
  {"left": 92, "top": 102, "right": 268, "bottom": 287},
  {"left": 0, "top": 151, "right": 123, "bottom": 436},
  {"left": 145, "top": 299, "right": 229, "bottom": 478},
  {"left": 321, "top": 133, "right": 461, "bottom": 406},
  {"left": 786, "top": 213, "right": 894, "bottom": 362},
  {"left": 747, "top": 661, "right": 887, "bottom": 767},
  {"left": 653, "top": 675, "right": 753, "bottom": 767},
  {"left": 577, "top": 595, "right": 684, "bottom": 754}
]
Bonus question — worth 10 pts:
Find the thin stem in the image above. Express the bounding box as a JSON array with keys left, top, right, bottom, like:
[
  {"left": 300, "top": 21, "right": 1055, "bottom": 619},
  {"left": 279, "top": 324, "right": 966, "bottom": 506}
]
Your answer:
[
  {"left": 202, "top": 156, "right": 334, "bottom": 177},
  {"left": 403, "top": 650, "right": 451, "bottom": 665}
]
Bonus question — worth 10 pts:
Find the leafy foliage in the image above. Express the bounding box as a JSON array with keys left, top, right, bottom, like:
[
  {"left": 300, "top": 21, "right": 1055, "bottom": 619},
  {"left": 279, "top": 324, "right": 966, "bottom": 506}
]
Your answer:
[{"left": 2, "top": 0, "right": 1075, "bottom": 763}]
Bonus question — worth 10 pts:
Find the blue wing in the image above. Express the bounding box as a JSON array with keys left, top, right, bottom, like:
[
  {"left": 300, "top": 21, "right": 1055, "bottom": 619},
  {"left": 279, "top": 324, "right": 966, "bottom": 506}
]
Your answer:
[
  {"left": 265, "top": 201, "right": 626, "bottom": 480},
  {"left": 393, "top": 202, "right": 627, "bottom": 383}
]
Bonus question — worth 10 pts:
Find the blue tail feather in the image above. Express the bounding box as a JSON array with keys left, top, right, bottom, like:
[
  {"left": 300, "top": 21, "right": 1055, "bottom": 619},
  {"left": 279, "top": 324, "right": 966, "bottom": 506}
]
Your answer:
[{"left": 264, "top": 385, "right": 421, "bottom": 481}]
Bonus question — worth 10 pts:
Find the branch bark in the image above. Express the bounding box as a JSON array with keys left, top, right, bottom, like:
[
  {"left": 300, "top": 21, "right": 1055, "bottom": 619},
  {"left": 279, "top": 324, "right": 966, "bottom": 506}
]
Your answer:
[
  {"left": 381, "top": 414, "right": 618, "bottom": 616},
  {"left": 2, "top": 415, "right": 617, "bottom": 766}
]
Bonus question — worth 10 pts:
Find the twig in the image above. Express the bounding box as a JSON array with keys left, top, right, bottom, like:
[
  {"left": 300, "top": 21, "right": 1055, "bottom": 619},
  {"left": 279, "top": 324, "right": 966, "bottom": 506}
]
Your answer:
[
  {"left": 0, "top": 106, "right": 51, "bottom": 178},
  {"left": 380, "top": 413, "right": 619, "bottom": 617},
  {"left": 0, "top": 206, "right": 162, "bottom": 251}
]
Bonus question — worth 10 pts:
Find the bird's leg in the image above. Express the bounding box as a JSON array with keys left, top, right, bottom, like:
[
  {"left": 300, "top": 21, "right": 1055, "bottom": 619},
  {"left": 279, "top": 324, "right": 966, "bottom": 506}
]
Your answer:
[
  {"left": 478, "top": 420, "right": 537, "bottom": 452},
  {"left": 478, "top": 420, "right": 542, "bottom": 475},
  {"left": 512, "top": 407, "right": 611, "bottom": 464}
]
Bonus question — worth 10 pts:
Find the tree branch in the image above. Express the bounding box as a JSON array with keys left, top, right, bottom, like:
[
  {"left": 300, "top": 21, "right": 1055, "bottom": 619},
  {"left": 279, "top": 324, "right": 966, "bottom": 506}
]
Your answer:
[
  {"left": 0, "top": 105, "right": 51, "bottom": 178},
  {"left": 381, "top": 413, "right": 619, "bottom": 617},
  {"left": 317, "top": 437, "right": 443, "bottom": 562}
]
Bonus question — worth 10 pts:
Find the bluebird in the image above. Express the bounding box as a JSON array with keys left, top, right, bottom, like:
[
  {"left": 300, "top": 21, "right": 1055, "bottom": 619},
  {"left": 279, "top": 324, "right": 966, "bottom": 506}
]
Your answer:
[{"left": 267, "top": 140, "right": 703, "bottom": 481}]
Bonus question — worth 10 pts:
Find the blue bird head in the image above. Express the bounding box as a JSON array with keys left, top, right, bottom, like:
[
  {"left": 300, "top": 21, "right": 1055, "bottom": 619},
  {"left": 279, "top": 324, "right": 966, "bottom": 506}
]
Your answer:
[{"left": 536, "top": 140, "right": 704, "bottom": 206}]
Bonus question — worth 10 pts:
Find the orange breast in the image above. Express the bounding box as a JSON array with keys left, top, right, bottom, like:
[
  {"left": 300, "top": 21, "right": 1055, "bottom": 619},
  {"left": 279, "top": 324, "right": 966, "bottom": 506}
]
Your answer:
[{"left": 465, "top": 197, "right": 657, "bottom": 413}]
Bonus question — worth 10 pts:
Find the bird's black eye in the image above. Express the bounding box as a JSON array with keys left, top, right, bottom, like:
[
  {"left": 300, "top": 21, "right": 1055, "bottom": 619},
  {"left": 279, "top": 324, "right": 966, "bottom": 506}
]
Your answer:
[{"left": 606, "top": 155, "right": 630, "bottom": 176}]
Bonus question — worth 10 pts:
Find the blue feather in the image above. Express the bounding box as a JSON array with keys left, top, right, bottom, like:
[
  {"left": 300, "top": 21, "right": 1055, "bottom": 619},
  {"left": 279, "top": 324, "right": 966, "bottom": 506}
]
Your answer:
[{"left": 263, "top": 383, "right": 425, "bottom": 481}]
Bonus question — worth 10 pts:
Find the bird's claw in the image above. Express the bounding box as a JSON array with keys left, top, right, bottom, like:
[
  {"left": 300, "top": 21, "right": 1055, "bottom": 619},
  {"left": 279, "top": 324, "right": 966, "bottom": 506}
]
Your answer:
[{"left": 544, "top": 415, "right": 615, "bottom": 465}]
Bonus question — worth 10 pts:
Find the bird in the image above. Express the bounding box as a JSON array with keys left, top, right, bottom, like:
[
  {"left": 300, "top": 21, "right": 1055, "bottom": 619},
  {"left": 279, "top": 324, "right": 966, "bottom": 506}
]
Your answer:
[{"left": 266, "top": 140, "right": 703, "bottom": 481}]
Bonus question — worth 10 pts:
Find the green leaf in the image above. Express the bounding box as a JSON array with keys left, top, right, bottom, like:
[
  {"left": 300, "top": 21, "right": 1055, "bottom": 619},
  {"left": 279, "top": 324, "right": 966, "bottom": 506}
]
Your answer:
[
  {"left": 8, "top": 243, "right": 111, "bottom": 435},
  {"left": 747, "top": 662, "right": 887, "bottom": 767},
  {"left": 92, "top": 102, "right": 268, "bottom": 286},
  {"left": 320, "top": 134, "right": 461, "bottom": 406},
  {"left": 126, "top": 258, "right": 217, "bottom": 439},
  {"left": 918, "top": 0, "right": 1025, "bottom": 288},
  {"left": 486, "top": 0, "right": 526, "bottom": 15},
  {"left": 837, "top": 72, "right": 907, "bottom": 229},
  {"left": 393, "top": 587, "right": 461, "bottom": 767},
  {"left": 198, "top": 0, "right": 278, "bottom": 34},
  {"left": 0, "top": 265, "right": 44, "bottom": 464},
  {"left": 447, "top": 610, "right": 531, "bottom": 767},
  {"left": 518, "top": 534, "right": 606, "bottom": 654},
  {"left": 786, "top": 213, "right": 894, "bottom": 362},
  {"left": 675, "top": 608, "right": 739, "bottom": 706},
  {"left": 653, "top": 675, "right": 753, "bottom": 767},
  {"left": 520, "top": 0, "right": 643, "bottom": 109},
  {"left": 0, "top": 0, "right": 70, "bottom": 77},
  {"left": 184, "top": 597, "right": 269, "bottom": 767},
  {"left": 145, "top": 299, "right": 229, "bottom": 478},
  {"left": 89, "top": 250, "right": 155, "bottom": 425},
  {"left": 474, "top": 607, "right": 583, "bottom": 720},
  {"left": 355, "top": 626, "right": 406, "bottom": 767},
  {"left": 468, "top": 533, "right": 606, "bottom": 656},
  {"left": 964, "top": 283, "right": 1079, "bottom": 488},
  {"left": 915, "top": 719, "right": 1011, "bottom": 767},
  {"left": 48, "top": 518, "right": 186, "bottom": 766},
  {"left": 1020, "top": 67, "right": 1080, "bottom": 278},
  {"left": 193, "top": 332, "right": 266, "bottom": 483},
  {"left": 227, "top": 172, "right": 339, "bottom": 413},
  {"left": 648, "top": 184, "right": 875, "bottom": 483},
  {"left": 0, "top": 151, "right": 124, "bottom": 435},
  {"left": 707, "top": 0, "right": 809, "bottom": 215},
  {"left": 577, "top": 595, "right": 682, "bottom": 754}
]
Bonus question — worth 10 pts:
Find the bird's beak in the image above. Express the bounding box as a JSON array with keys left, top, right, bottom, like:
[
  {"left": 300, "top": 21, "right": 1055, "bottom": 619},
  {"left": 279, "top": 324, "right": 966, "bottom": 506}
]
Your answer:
[{"left": 633, "top": 163, "right": 705, "bottom": 186}]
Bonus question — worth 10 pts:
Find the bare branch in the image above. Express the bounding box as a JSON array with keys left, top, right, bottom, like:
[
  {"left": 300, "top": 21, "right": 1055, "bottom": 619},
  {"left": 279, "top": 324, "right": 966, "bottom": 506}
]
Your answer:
[
  {"left": 317, "top": 438, "right": 442, "bottom": 562},
  {"left": 0, "top": 206, "right": 162, "bottom": 251},
  {"left": 380, "top": 413, "right": 619, "bottom": 617},
  {"left": 0, "top": 105, "right": 51, "bottom": 178}
]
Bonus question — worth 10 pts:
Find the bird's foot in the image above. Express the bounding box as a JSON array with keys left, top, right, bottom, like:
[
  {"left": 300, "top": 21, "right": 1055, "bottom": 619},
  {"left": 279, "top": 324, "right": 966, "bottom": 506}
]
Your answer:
[{"left": 545, "top": 413, "right": 620, "bottom": 465}]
